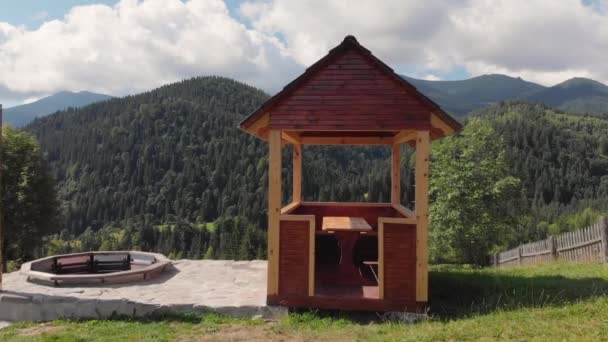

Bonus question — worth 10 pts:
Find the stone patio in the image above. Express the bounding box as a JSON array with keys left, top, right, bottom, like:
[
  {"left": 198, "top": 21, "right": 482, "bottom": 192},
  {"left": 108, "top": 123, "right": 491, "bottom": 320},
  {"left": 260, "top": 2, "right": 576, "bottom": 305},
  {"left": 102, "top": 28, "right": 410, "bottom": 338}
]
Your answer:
[{"left": 0, "top": 260, "right": 286, "bottom": 322}]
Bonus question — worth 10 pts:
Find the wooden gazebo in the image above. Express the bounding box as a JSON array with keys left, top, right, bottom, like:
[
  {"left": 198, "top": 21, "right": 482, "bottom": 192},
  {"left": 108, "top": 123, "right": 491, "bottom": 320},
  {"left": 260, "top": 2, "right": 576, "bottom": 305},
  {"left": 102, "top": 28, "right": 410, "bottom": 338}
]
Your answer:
[{"left": 239, "top": 35, "right": 461, "bottom": 312}]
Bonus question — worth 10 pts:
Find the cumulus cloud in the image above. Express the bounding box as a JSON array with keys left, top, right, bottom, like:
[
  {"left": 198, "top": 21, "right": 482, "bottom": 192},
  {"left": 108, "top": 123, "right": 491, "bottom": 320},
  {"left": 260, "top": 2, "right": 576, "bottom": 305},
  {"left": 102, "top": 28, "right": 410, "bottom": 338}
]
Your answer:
[
  {"left": 1, "top": 0, "right": 607, "bottom": 105},
  {"left": 241, "top": 0, "right": 608, "bottom": 86},
  {"left": 0, "top": 0, "right": 301, "bottom": 104}
]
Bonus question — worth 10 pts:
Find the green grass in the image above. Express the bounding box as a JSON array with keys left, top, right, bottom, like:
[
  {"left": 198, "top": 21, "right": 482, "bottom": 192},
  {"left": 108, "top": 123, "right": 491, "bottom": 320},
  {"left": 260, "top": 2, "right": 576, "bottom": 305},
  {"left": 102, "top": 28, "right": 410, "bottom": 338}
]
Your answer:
[{"left": 3, "top": 262, "right": 608, "bottom": 341}]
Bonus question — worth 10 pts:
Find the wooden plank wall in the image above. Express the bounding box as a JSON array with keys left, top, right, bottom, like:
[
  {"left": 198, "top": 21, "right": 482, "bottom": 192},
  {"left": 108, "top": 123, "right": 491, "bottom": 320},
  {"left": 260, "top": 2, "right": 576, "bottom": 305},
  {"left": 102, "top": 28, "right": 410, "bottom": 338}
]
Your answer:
[
  {"left": 492, "top": 217, "right": 608, "bottom": 267},
  {"left": 382, "top": 223, "right": 417, "bottom": 304},
  {"left": 279, "top": 220, "right": 310, "bottom": 296}
]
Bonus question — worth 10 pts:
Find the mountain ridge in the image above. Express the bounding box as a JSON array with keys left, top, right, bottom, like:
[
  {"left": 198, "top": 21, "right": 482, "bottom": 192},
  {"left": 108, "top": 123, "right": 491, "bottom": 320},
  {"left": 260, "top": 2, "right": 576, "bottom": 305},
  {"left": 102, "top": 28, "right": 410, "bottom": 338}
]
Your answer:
[
  {"left": 402, "top": 74, "right": 608, "bottom": 117},
  {"left": 4, "top": 90, "right": 112, "bottom": 127}
]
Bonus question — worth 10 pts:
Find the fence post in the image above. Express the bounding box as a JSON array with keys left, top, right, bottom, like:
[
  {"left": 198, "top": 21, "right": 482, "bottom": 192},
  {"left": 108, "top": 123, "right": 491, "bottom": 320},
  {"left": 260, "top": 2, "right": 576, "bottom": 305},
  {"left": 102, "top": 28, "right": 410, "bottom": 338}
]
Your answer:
[
  {"left": 494, "top": 252, "right": 499, "bottom": 267},
  {"left": 548, "top": 235, "right": 557, "bottom": 261},
  {"left": 600, "top": 216, "right": 608, "bottom": 263},
  {"left": 518, "top": 246, "right": 523, "bottom": 265}
]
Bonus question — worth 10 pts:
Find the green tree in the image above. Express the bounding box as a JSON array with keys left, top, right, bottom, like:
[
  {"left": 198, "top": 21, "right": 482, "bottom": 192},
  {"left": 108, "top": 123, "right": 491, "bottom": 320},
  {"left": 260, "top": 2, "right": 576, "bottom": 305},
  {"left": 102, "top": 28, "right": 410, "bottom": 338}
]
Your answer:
[
  {"left": 1, "top": 127, "right": 60, "bottom": 266},
  {"left": 429, "top": 119, "right": 524, "bottom": 265}
]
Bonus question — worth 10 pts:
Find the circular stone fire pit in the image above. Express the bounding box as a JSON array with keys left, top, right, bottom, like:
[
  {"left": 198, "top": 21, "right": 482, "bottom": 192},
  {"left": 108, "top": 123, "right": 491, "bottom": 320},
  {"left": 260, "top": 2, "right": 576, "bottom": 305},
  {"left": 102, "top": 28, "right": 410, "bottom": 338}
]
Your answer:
[{"left": 20, "top": 251, "right": 171, "bottom": 286}]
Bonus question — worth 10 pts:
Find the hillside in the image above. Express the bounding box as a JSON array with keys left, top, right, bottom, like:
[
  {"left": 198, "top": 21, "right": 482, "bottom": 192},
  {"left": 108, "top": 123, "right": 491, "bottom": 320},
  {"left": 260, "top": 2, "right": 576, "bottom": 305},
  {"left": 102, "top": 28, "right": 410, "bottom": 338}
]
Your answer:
[
  {"left": 26, "top": 76, "right": 405, "bottom": 259},
  {"left": 525, "top": 77, "right": 608, "bottom": 114},
  {"left": 403, "top": 74, "right": 544, "bottom": 116},
  {"left": 403, "top": 74, "right": 608, "bottom": 117},
  {"left": 474, "top": 102, "right": 608, "bottom": 239},
  {"left": 24, "top": 77, "right": 608, "bottom": 259},
  {"left": 4, "top": 91, "right": 112, "bottom": 127}
]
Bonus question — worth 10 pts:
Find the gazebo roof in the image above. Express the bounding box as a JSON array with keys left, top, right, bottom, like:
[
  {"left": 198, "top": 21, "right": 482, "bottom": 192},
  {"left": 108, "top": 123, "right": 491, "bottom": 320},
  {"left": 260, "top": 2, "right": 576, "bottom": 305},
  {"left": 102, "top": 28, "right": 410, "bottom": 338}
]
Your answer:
[{"left": 239, "top": 35, "right": 462, "bottom": 145}]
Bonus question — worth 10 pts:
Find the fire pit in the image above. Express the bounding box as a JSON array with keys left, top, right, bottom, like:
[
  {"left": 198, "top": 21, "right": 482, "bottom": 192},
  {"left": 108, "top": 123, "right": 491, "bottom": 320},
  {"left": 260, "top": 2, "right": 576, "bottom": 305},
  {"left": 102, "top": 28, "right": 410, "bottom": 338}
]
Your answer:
[{"left": 20, "top": 251, "right": 171, "bottom": 286}]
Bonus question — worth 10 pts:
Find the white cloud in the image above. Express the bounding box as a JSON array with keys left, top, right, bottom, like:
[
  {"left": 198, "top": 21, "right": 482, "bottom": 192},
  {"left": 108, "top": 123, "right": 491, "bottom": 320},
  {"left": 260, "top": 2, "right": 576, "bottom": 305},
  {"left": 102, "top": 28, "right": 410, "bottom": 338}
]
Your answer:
[
  {"left": 423, "top": 74, "right": 442, "bottom": 81},
  {"left": 0, "top": 0, "right": 301, "bottom": 104},
  {"left": 1, "top": 0, "right": 608, "bottom": 105},
  {"left": 241, "top": 0, "right": 608, "bottom": 86}
]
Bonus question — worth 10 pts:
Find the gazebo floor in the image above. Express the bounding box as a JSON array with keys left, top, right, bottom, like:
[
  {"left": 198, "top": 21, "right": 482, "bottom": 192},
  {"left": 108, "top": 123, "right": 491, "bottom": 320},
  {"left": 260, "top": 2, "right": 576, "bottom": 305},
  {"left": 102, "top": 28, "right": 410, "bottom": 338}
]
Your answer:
[{"left": 316, "top": 284, "right": 379, "bottom": 300}]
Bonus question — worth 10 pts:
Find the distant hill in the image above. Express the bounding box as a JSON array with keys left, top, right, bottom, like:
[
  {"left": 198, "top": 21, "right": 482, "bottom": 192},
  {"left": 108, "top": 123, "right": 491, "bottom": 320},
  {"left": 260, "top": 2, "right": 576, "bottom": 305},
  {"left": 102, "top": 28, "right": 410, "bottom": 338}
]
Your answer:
[
  {"left": 403, "top": 74, "right": 544, "bottom": 117},
  {"left": 524, "top": 78, "right": 608, "bottom": 115},
  {"left": 4, "top": 91, "right": 112, "bottom": 127},
  {"left": 402, "top": 74, "right": 608, "bottom": 117}
]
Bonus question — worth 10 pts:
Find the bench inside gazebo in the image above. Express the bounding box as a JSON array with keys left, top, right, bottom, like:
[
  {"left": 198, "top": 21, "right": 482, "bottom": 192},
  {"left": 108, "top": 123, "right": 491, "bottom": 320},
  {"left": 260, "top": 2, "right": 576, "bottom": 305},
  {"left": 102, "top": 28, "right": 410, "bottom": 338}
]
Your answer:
[{"left": 239, "top": 35, "right": 461, "bottom": 312}]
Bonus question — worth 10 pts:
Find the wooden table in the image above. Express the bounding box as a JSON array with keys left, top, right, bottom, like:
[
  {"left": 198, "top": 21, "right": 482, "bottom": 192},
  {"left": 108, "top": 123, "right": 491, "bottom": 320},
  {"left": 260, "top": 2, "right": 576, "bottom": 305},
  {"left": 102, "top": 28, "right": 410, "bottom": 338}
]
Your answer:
[{"left": 321, "top": 216, "right": 372, "bottom": 285}]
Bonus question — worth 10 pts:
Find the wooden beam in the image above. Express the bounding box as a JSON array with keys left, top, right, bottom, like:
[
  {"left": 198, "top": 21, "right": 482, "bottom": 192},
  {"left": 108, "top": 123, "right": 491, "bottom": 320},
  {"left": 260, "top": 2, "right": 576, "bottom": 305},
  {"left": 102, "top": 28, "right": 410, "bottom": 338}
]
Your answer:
[
  {"left": 281, "top": 131, "right": 301, "bottom": 145},
  {"left": 415, "top": 130, "right": 430, "bottom": 302},
  {"left": 378, "top": 218, "right": 385, "bottom": 300},
  {"left": 308, "top": 216, "right": 315, "bottom": 297},
  {"left": 392, "top": 203, "right": 416, "bottom": 219},
  {"left": 293, "top": 144, "right": 302, "bottom": 202},
  {"left": 299, "top": 136, "right": 393, "bottom": 145},
  {"left": 391, "top": 143, "right": 401, "bottom": 205},
  {"left": 246, "top": 112, "right": 270, "bottom": 138},
  {"left": 393, "top": 130, "right": 417, "bottom": 144},
  {"left": 280, "top": 201, "right": 301, "bottom": 215},
  {"left": 431, "top": 113, "right": 455, "bottom": 136},
  {"left": 267, "top": 130, "right": 282, "bottom": 296}
]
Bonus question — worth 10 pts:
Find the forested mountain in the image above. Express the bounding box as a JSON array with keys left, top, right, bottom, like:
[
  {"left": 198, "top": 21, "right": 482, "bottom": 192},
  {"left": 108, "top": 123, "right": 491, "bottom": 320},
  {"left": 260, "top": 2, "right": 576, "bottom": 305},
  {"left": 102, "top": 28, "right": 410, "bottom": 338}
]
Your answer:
[
  {"left": 403, "top": 74, "right": 608, "bottom": 117},
  {"left": 403, "top": 74, "right": 544, "bottom": 116},
  {"left": 26, "top": 76, "right": 409, "bottom": 260},
  {"left": 22, "top": 75, "right": 608, "bottom": 261},
  {"left": 474, "top": 102, "right": 608, "bottom": 240},
  {"left": 525, "top": 78, "right": 608, "bottom": 115},
  {"left": 4, "top": 91, "right": 112, "bottom": 127}
]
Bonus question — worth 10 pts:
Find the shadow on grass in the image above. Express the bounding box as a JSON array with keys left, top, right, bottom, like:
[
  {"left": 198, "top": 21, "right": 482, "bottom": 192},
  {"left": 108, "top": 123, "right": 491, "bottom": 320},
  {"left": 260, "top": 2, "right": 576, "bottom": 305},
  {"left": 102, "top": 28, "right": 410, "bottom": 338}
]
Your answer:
[{"left": 428, "top": 264, "right": 608, "bottom": 319}]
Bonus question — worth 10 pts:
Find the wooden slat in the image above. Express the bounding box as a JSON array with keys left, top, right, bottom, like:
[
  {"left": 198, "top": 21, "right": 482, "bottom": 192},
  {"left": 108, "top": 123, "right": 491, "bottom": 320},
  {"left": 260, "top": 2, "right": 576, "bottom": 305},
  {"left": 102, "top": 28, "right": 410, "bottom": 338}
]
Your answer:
[
  {"left": 391, "top": 144, "right": 401, "bottom": 205},
  {"left": 293, "top": 144, "right": 302, "bottom": 202},
  {"left": 300, "top": 136, "right": 394, "bottom": 145},
  {"left": 415, "top": 130, "right": 430, "bottom": 302},
  {"left": 267, "top": 130, "right": 282, "bottom": 296}
]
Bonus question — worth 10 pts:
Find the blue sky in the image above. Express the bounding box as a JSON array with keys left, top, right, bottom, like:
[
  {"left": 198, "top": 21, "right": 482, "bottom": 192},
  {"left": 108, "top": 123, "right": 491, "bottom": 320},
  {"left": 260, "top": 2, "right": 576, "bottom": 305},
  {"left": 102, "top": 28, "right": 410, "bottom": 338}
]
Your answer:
[
  {"left": 0, "top": 0, "right": 245, "bottom": 28},
  {"left": 0, "top": 0, "right": 117, "bottom": 28},
  {"left": 0, "top": 0, "right": 606, "bottom": 107}
]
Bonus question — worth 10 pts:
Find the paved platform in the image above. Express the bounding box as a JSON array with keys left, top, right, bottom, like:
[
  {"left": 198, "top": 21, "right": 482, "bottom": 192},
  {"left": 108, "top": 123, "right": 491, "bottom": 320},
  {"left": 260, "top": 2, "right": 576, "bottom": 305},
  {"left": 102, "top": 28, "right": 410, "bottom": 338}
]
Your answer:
[{"left": 0, "top": 260, "right": 286, "bottom": 322}]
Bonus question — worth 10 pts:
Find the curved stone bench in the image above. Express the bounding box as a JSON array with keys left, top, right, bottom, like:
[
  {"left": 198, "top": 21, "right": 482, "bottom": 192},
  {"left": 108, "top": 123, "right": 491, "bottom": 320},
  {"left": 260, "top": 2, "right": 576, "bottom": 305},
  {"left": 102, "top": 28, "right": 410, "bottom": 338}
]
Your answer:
[{"left": 20, "top": 251, "right": 171, "bottom": 286}]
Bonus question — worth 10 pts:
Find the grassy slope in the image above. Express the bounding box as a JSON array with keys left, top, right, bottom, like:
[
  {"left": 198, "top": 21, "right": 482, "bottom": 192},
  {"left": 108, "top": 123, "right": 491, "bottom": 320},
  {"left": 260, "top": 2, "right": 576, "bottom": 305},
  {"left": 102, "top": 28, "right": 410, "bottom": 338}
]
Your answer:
[{"left": 3, "top": 263, "right": 608, "bottom": 341}]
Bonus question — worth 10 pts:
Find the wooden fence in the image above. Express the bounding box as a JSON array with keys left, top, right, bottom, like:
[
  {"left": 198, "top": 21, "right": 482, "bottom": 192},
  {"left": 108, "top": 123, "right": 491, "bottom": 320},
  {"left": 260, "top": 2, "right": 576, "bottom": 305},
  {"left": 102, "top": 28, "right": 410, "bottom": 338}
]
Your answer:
[{"left": 491, "top": 217, "right": 608, "bottom": 267}]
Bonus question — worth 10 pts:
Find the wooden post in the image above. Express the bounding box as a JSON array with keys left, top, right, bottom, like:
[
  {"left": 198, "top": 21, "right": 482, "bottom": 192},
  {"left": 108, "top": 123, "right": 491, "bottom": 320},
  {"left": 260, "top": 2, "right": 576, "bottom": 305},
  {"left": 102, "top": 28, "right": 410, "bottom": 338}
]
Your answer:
[
  {"left": 415, "top": 131, "right": 430, "bottom": 302},
  {"left": 0, "top": 104, "right": 3, "bottom": 291},
  {"left": 518, "top": 246, "right": 523, "bottom": 265},
  {"left": 493, "top": 252, "right": 499, "bottom": 267},
  {"left": 600, "top": 216, "right": 608, "bottom": 263},
  {"left": 391, "top": 143, "right": 401, "bottom": 205},
  {"left": 267, "top": 130, "right": 282, "bottom": 296},
  {"left": 293, "top": 144, "right": 302, "bottom": 203},
  {"left": 549, "top": 235, "right": 557, "bottom": 261}
]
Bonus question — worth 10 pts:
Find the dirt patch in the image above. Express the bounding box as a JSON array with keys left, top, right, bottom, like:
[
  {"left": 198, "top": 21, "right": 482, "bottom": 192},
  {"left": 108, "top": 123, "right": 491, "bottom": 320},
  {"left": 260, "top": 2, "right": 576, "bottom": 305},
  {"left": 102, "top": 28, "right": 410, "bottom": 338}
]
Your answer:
[{"left": 18, "top": 323, "right": 64, "bottom": 336}]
